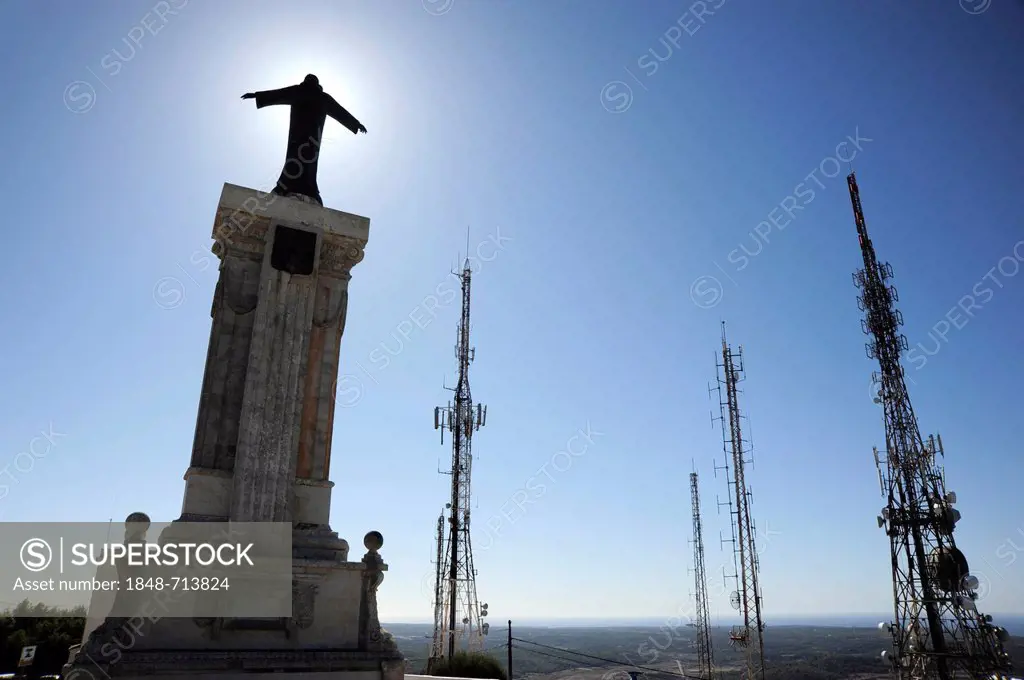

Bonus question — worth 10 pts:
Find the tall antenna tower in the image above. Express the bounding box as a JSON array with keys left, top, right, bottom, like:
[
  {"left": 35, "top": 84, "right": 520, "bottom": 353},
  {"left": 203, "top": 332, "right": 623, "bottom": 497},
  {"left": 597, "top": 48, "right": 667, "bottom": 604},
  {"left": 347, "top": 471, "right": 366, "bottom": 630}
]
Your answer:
[
  {"left": 847, "top": 172, "right": 1012, "bottom": 680},
  {"left": 428, "top": 254, "right": 490, "bottom": 668},
  {"left": 710, "top": 323, "right": 766, "bottom": 680},
  {"left": 689, "top": 470, "right": 716, "bottom": 680},
  {"left": 430, "top": 509, "right": 446, "bottom": 660}
]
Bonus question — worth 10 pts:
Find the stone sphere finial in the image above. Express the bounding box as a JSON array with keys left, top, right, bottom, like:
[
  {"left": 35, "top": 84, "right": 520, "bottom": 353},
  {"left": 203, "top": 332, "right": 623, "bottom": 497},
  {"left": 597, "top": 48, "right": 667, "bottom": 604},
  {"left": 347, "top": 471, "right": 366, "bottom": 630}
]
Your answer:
[
  {"left": 124, "top": 512, "right": 151, "bottom": 541},
  {"left": 364, "top": 531, "right": 383, "bottom": 552}
]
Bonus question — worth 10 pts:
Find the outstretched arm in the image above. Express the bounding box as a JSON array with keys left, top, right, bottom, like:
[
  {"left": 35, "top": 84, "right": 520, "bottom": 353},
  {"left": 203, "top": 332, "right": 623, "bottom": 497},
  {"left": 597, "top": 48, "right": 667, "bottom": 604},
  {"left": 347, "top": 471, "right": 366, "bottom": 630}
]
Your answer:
[
  {"left": 325, "top": 94, "right": 367, "bottom": 134},
  {"left": 241, "top": 85, "right": 303, "bottom": 108}
]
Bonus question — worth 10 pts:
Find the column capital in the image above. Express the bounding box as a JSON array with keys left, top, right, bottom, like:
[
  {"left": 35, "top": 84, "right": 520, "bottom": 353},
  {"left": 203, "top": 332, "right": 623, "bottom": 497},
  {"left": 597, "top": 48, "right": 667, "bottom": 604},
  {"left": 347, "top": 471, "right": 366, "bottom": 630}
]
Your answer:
[
  {"left": 320, "top": 237, "right": 365, "bottom": 280},
  {"left": 210, "top": 183, "right": 370, "bottom": 274}
]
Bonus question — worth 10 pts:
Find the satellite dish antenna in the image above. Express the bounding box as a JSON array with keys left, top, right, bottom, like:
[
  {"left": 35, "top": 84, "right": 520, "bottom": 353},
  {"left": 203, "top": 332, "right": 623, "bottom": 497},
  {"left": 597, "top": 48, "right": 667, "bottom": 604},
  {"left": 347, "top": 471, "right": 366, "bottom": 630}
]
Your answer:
[
  {"left": 958, "top": 595, "right": 977, "bottom": 611},
  {"left": 730, "top": 591, "right": 741, "bottom": 609}
]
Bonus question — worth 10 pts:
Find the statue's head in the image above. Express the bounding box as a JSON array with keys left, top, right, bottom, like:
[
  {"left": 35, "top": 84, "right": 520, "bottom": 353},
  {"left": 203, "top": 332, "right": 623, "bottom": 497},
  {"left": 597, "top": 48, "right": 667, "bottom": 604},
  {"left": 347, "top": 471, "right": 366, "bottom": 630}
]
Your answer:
[{"left": 303, "top": 74, "right": 322, "bottom": 91}]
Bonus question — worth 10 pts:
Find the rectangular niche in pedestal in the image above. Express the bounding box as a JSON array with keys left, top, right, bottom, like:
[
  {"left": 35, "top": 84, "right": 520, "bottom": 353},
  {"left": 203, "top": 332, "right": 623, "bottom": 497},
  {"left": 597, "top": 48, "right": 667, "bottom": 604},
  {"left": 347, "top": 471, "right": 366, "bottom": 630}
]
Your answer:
[{"left": 271, "top": 224, "right": 318, "bottom": 276}]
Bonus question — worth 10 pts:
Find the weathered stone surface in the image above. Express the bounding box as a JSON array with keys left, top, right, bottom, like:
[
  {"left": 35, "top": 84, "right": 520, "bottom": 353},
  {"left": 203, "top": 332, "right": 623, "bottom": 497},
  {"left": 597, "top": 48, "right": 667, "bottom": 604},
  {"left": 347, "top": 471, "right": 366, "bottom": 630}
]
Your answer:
[
  {"left": 179, "top": 183, "right": 370, "bottom": 523},
  {"left": 297, "top": 281, "right": 349, "bottom": 482},
  {"left": 230, "top": 263, "right": 318, "bottom": 522},
  {"left": 65, "top": 548, "right": 399, "bottom": 673},
  {"left": 189, "top": 249, "right": 261, "bottom": 473},
  {"left": 64, "top": 186, "right": 404, "bottom": 680}
]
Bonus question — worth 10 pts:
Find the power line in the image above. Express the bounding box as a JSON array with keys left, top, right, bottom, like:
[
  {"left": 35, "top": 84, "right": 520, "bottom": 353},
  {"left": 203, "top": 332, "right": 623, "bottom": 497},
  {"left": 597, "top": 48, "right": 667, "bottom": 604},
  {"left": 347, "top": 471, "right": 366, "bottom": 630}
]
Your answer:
[
  {"left": 481, "top": 642, "right": 508, "bottom": 653},
  {"left": 511, "top": 642, "right": 617, "bottom": 668},
  {"left": 510, "top": 637, "right": 704, "bottom": 680}
]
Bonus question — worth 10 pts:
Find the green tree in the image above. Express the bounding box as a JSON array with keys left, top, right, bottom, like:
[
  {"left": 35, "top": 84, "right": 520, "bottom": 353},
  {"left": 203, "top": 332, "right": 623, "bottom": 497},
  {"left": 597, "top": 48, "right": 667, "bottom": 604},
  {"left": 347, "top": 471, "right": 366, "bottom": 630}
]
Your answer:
[
  {"left": 0, "top": 601, "right": 85, "bottom": 678},
  {"left": 424, "top": 651, "right": 507, "bottom": 680}
]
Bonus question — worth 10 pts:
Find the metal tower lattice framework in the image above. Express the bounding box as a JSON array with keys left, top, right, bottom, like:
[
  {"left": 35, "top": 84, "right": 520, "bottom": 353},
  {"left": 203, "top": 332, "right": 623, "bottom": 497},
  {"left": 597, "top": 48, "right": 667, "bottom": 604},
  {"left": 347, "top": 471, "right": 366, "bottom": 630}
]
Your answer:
[
  {"left": 711, "top": 324, "right": 765, "bottom": 680},
  {"left": 847, "top": 172, "right": 1012, "bottom": 680},
  {"left": 431, "top": 510, "right": 446, "bottom": 657},
  {"left": 428, "top": 256, "right": 489, "bottom": 667},
  {"left": 689, "top": 470, "right": 716, "bottom": 680}
]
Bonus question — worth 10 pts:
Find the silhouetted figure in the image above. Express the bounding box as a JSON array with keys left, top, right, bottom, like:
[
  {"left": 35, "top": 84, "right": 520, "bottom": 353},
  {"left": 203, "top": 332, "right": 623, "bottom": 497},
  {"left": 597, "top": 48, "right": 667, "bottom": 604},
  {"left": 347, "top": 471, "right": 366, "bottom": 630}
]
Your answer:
[{"left": 242, "top": 74, "right": 367, "bottom": 206}]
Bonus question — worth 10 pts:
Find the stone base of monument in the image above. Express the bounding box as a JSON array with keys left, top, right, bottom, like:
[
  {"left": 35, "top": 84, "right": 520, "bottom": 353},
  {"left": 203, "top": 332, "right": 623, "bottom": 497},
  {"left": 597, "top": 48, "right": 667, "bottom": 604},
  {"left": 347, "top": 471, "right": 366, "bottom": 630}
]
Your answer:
[
  {"left": 64, "top": 186, "right": 404, "bottom": 680},
  {"left": 64, "top": 531, "right": 403, "bottom": 680}
]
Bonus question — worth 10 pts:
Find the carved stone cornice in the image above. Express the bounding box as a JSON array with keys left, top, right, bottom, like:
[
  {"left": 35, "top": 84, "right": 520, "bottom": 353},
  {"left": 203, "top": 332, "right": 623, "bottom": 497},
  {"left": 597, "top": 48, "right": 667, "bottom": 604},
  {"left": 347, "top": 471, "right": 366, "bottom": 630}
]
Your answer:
[
  {"left": 320, "top": 237, "right": 366, "bottom": 280},
  {"left": 211, "top": 206, "right": 272, "bottom": 261},
  {"left": 209, "top": 184, "right": 369, "bottom": 279}
]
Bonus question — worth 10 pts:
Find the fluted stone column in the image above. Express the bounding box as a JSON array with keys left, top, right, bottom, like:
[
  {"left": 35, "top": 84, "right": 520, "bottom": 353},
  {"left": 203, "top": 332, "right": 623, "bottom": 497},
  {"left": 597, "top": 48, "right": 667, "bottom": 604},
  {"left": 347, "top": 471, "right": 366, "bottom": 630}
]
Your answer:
[
  {"left": 179, "top": 183, "right": 368, "bottom": 532},
  {"left": 230, "top": 261, "right": 318, "bottom": 522}
]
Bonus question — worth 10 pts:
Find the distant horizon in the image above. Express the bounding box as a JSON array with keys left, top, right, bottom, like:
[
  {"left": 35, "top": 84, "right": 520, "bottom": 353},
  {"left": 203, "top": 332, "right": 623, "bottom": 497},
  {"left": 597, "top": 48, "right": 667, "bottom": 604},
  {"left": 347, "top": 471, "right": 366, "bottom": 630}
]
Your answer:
[
  {"left": 385, "top": 612, "right": 1024, "bottom": 625},
  {"left": 383, "top": 613, "right": 1024, "bottom": 636}
]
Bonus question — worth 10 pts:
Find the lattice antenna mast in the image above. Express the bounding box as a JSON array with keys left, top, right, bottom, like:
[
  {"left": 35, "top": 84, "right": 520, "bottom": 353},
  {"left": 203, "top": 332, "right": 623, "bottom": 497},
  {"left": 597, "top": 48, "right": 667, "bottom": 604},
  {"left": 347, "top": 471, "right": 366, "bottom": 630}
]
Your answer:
[
  {"left": 429, "top": 255, "right": 489, "bottom": 667},
  {"left": 429, "top": 510, "right": 448, "bottom": 665},
  {"left": 689, "top": 470, "right": 716, "bottom": 680},
  {"left": 711, "top": 324, "right": 765, "bottom": 680},
  {"left": 848, "top": 173, "right": 1012, "bottom": 680},
  {"left": 709, "top": 372, "right": 739, "bottom": 618}
]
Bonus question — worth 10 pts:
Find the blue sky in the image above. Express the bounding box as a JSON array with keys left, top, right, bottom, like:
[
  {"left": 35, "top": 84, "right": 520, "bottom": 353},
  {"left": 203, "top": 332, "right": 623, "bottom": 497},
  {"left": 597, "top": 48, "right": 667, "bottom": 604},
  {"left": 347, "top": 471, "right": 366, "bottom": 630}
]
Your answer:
[{"left": 1, "top": 0, "right": 1022, "bottom": 626}]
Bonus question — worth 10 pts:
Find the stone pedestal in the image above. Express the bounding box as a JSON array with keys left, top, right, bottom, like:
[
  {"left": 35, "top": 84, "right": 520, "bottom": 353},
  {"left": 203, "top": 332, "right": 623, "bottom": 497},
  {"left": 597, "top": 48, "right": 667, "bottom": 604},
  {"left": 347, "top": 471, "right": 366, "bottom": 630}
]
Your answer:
[
  {"left": 182, "top": 184, "right": 366, "bottom": 532},
  {"left": 65, "top": 186, "right": 403, "bottom": 680}
]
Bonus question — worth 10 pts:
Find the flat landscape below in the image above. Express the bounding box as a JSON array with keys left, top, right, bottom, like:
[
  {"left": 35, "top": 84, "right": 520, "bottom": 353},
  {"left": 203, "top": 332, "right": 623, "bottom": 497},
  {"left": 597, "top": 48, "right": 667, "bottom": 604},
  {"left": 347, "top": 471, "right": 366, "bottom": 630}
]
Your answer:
[{"left": 384, "top": 623, "right": 1024, "bottom": 680}]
